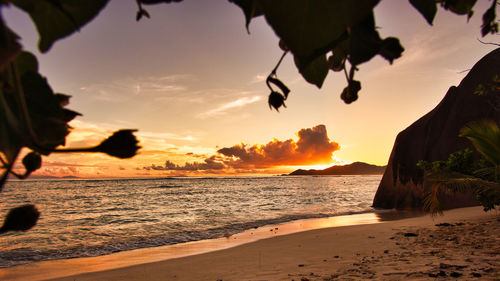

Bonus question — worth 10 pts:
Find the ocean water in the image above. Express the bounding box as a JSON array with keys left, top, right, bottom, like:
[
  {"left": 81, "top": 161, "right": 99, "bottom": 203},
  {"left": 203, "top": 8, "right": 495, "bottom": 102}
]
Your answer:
[{"left": 0, "top": 175, "right": 381, "bottom": 268}]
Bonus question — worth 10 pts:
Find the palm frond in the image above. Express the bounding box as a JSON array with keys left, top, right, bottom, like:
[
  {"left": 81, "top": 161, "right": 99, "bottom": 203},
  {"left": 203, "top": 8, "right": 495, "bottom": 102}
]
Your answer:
[
  {"left": 424, "top": 177, "right": 500, "bottom": 215},
  {"left": 425, "top": 169, "right": 475, "bottom": 182},
  {"left": 439, "top": 177, "right": 499, "bottom": 194},
  {"left": 473, "top": 165, "right": 499, "bottom": 181},
  {"left": 459, "top": 119, "right": 500, "bottom": 166},
  {"left": 423, "top": 183, "right": 443, "bottom": 216}
]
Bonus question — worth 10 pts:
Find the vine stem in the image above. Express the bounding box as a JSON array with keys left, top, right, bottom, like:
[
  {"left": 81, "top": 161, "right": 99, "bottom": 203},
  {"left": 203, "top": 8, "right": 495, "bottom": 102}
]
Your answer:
[
  {"left": 0, "top": 150, "right": 19, "bottom": 191},
  {"left": 477, "top": 38, "right": 500, "bottom": 46},
  {"left": 270, "top": 50, "right": 288, "bottom": 76},
  {"left": 136, "top": 0, "right": 143, "bottom": 10},
  {"left": 343, "top": 64, "right": 350, "bottom": 82},
  {"left": 54, "top": 147, "right": 98, "bottom": 153},
  {"left": 0, "top": 154, "right": 6, "bottom": 167},
  {"left": 266, "top": 50, "right": 288, "bottom": 91}
]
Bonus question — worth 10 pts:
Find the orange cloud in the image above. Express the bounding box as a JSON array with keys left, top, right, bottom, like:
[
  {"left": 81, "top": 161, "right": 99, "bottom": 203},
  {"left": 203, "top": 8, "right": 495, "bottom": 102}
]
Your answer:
[
  {"left": 218, "top": 125, "right": 339, "bottom": 169},
  {"left": 145, "top": 125, "right": 340, "bottom": 172}
]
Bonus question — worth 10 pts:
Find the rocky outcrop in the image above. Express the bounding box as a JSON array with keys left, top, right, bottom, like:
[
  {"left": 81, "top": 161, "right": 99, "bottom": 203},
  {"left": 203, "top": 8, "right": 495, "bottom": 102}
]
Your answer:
[
  {"left": 289, "top": 162, "right": 385, "bottom": 175},
  {"left": 373, "top": 48, "right": 500, "bottom": 210}
]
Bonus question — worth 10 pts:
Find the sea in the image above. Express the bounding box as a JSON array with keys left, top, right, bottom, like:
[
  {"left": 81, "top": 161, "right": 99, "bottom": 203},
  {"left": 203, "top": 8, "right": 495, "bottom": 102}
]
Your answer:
[{"left": 0, "top": 175, "right": 381, "bottom": 268}]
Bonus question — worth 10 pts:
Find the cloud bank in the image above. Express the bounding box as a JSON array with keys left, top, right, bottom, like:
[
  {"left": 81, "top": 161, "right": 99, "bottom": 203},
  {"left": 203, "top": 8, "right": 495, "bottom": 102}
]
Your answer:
[
  {"left": 143, "top": 125, "right": 339, "bottom": 172},
  {"left": 143, "top": 156, "right": 225, "bottom": 171}
]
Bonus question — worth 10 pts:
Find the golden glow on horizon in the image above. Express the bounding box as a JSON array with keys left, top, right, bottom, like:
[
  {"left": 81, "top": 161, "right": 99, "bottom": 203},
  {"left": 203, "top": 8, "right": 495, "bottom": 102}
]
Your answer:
[
  {"left": 25, "top": 122, "right": 347, "bottom": 178},
  {"left": 288, "top": 163, "right": 345, "bottom": 171}
]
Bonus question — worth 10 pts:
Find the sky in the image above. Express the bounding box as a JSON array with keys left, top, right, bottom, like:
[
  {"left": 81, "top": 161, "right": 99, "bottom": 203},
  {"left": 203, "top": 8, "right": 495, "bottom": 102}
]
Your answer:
[{"left": 3, "top": 0, "right": 498, "bottom": 177}]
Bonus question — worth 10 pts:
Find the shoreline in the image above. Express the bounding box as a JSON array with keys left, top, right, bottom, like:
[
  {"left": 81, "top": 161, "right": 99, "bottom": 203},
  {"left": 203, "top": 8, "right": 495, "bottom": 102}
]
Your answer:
[
  {"left": 1, "top": 206, "right": 498, "bottom": 280},
  {"left": 0, "top": 210, "right": 406, "bottom": 281}
]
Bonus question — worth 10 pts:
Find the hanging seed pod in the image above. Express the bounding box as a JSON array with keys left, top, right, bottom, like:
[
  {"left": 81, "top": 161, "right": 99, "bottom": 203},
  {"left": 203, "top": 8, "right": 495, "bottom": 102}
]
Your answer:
[
  {"left": 22, "top": 152, "right": 42, "bottom": 173},
  {"left": 93, "top": 130, "right": 141, "bottom": 159},
  {"left": 0, "top": 205, "right": 40, "bottom": 234},
  {"left": 268, "top": 91, "right": 286, "bottom": 111}
]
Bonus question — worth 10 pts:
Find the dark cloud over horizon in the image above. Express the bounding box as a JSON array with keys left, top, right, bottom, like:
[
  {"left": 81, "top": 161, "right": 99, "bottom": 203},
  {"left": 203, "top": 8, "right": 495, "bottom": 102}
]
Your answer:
[{"left": 143, "top": 156, "right": 225, "bottom": 171}]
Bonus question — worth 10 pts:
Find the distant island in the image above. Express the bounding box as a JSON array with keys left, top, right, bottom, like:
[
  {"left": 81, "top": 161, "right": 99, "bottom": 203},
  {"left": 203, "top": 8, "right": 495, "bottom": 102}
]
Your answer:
[{"left": 288, "top": 162, "right": 386, "bottom": 176}]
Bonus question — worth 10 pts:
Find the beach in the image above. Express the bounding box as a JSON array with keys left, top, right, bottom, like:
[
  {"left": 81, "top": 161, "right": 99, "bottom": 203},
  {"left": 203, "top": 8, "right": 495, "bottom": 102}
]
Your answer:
[{"left": 0, "top": 206, "right": 498, "bottom": 280}]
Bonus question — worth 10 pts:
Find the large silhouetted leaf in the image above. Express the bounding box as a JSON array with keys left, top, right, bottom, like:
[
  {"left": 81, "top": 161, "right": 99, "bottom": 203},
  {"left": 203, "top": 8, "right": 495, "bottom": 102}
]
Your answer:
[
  {"left": 14, "top": 52, "right": 72, "bottom": 153},
  {"left": 228, "top": 0, "right": 264, "bottom": 32},
  {"left": 0, "top": 90, "right": 22, "bottom": 163},
  {"left": 348, "top": 12, "right": 381, "bottom": 66},
  {"left": 54, "top": 93, "right": 71, "bottom": 107},
  {"left": 441, "top": 0, "right": 476, "bottom": 17},
  {"left": 0, "top": 20, "right": 22, "bottom": 72},
  {"left": 346, "top": 13, "right": 405, "bottom": 66},
  {"left": 14, "top": 52, "right": 75, "bottom": 149},
  {"left": 410, "top": 0, "right": 438, "bottom": 25},
  {"left": 294, "top": 54, "right": 329, "bottom": 88},
  {"left": 11, "top": 0, "right": 110, "bottom": 52},
  {"left": 259, "top": 0, "right": 379, "bottom": 58},
  {"left": 21, "top": 71, "right": 69, "bottom": 152},
  {"left": 481, "top": 0, "right": 498, "bottom": 36},
  {"left": 328, "top": 48, "right": 346, "bottom": 72},
  {"left": 13, "top": 51, "right": 38, "bottom": 75},
  {"left": 229, "top": 0, "right": 494, "bottom": 101},
  {"left": 62, "top": 109, "right": 81, "bottom": 122}
]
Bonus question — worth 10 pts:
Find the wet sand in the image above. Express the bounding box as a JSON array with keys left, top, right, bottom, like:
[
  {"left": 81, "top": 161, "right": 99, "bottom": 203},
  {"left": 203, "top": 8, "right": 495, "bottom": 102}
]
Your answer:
[{"left": 1, "top": 206, "right": 498, "bottom": 280}]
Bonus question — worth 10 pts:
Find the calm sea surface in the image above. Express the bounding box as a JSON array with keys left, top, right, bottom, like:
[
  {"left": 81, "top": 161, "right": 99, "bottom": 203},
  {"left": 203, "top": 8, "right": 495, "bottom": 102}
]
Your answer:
[{"left": 0, "top": 175, "right": 381, "bottom": 267}]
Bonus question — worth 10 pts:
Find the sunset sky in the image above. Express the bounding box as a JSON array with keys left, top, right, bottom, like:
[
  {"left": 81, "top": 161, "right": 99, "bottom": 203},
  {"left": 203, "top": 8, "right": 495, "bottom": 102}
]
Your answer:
[{"left": 4, "top": 0, "right": 498, "bottom": 177}]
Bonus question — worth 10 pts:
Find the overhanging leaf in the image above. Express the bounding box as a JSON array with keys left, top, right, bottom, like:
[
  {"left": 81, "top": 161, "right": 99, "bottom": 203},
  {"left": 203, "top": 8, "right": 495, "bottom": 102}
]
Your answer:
[
  {"left": 348, "top": 12, "right": 382, "bottom": 66},
  {"left": 328, "top": 45, "right": 347, "bottom": 72},
  {"left": 410, "top": 0, "right": 438, "bottom": 25},
  {"left": 258, "top": 0, "right": 379, "bottom": 59},
  {"left": 0, "top": 91, "right": 22, "bottom": 163},
  {"left": 11, "top": 0, "right": 110, "bottom": 52},
  {"left": 441, "top": 0, "right": 477, "bottom": 16},
  {"left": 481, "top": 0, "right": 498, "bottom": 37},
  {"left": 13, "top": 51, "right": 38, "bottom": 75},
  {"left": 0, "top": 20, "right": 22, "bottom": 72},
  {"left": 294, "top": 54, "right": 329, "bottom": 88},
  {"left": 21, "top": 71, "right": 69, "bottom": 152},
  {"left": 228, "top": 0, "right": 264, "bottom": 32},
  {"left": 54, "top": 93, "right": 71, "bottom": 107}
]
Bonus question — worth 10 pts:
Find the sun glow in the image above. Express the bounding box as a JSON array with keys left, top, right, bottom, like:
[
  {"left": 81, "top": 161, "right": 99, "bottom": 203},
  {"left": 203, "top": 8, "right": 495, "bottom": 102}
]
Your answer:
[
  {"left": 286, "top": 157, "right": 353, "bottom": 171},
  {"left": 296, "top": 164, "right": 335, "bottom": 170}
]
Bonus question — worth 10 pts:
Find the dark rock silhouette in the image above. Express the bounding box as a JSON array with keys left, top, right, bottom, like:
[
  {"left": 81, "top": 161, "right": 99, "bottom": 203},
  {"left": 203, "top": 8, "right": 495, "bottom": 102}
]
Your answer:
[
  {"left": 373, "top": 48, "right": 500, "bottom": 210},
  {"left": 289, "top": 162, "right": 385, "bottom": 175}
]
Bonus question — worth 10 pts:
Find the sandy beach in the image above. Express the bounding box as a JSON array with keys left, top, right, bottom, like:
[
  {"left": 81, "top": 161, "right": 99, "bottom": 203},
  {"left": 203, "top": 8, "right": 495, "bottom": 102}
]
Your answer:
[{"left": 0, "top": 206, "right": 498, "bottom": 281}]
